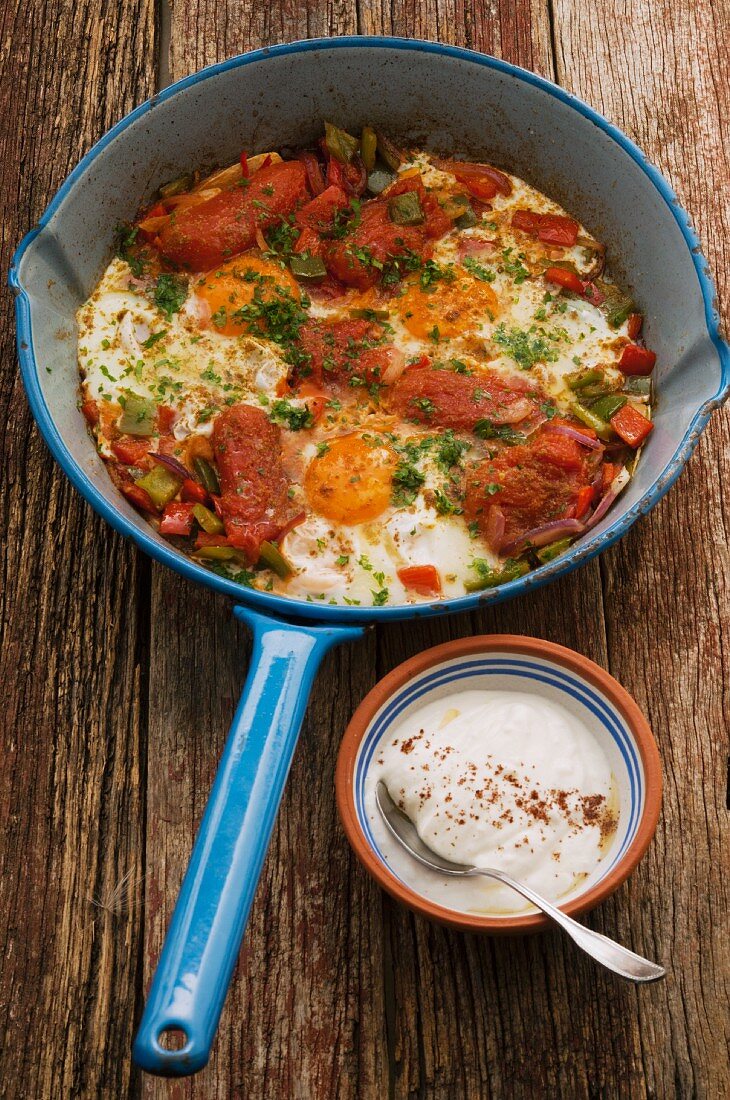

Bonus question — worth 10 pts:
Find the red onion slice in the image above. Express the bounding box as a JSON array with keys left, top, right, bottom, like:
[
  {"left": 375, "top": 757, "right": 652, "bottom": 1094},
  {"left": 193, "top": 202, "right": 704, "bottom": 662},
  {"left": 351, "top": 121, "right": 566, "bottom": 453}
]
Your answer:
[
  {"left": 457, "top": 237, "right": 497, "bottom": 259},
  {"left": 545, "top": 423, "right": 603, "bottom": 450},
  {"left": 299, "top": 151, "right": 326, "bottom": 196},
  {"left": 484, "top": 504, "right": 505, "bottom": 551},
  {"left": 149, "top": 452, "right": 190, "bottom": 480},
  {"left": 584, "top": 490, "right": 617, "bottom": 530},
  {"left": 501, "top": 518, "right": 585, "bottom": 557}
]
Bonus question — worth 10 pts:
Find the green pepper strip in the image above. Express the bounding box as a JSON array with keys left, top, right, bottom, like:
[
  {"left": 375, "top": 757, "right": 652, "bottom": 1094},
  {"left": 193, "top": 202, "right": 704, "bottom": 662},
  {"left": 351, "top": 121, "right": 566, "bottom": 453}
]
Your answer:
[
  {"left": 195, "top": 546, "right": 239, "bottom": 562},
  {"left": 388, "top": 191, "right": 424, "bottom": 226},
  {"left": 258, "top": 541, "right": 294, "bottom": 579},
  {"left": 536, "top": 537, "right": 574, "bottom": 565},
  {"left": 569, "top": 399, "right": 613, "bottom": 440},
  {"left": 192, "top": 456, "right": 220, "bottom": 495},
  {"left": 464, "top": 558, "right": 530, "bottom": 592},
  {"left": 192, "top": 503, "right": 225, "bottom": 534},
  {"left": 134, "top": 465, "right": 181, "bottom": 509},
  {"left": 565, "top": 368, "right": 605, "bottom": 392},
  {"left": 290, "top": 253, "right": 327, "bottom": 283},
  {"left": 324, "top": 121, "right": 359, "bottom": 163},
  {"left": 455, "top": 205, "right": 478, "bottom": 229},
  {"left": 590, "top": 394, "right": 627, "bottom": 421},
  {"left": 375, "top": 131, "right": 404, "bottom": 172},
  {"left": 119, "top": 394, "right": 157, "bottom": 436},
  {"left": 360, "top": 126, "right": 377, "bottom": 171}
]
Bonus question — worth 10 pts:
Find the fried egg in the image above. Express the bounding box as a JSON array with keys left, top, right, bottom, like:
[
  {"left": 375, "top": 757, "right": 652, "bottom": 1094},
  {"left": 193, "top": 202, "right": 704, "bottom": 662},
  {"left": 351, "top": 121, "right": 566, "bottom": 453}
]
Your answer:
[{"left": 78, "top": 146, "right": 646, "bottom": 607}]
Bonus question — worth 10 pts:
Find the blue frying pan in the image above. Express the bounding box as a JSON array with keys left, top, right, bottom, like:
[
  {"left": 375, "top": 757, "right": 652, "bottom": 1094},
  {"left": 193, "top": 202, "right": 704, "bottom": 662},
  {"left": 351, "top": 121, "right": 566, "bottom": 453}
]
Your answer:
[{"left": 11, "top": 37, "right": 728, "bottom": 1076}]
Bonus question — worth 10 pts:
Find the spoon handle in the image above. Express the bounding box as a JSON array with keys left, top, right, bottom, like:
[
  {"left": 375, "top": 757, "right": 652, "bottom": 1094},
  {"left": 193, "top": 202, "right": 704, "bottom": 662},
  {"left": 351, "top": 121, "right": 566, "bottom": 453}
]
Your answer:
[{"left": 475, "top": 868, "right": 665, "bottom": 983}]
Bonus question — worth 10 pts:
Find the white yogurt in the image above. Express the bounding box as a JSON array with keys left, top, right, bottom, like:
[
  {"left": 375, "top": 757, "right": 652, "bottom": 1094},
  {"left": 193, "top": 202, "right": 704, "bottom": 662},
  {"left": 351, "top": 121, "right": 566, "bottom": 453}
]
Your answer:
[{"left": 366, "top": 689, "right": 618, "bottom": 915}]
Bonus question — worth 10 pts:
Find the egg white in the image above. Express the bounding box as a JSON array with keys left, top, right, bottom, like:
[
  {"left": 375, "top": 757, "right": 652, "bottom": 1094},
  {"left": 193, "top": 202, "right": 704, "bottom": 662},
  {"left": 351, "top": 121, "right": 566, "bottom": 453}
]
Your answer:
[{"left": 77, "top": 153, "right": 639, "bottom": 606}]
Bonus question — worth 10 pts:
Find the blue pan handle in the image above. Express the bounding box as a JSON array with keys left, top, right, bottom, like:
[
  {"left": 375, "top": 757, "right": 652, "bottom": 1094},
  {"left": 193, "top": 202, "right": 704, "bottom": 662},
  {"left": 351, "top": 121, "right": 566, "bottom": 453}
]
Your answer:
[{"left": 132, "top": 605, "right": 364, "bottom": 1075}]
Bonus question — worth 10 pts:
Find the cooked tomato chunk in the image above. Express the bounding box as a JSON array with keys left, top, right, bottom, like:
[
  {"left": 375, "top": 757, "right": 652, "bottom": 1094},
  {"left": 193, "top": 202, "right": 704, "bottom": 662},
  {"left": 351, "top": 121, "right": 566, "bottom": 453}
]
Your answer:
[
  {"left": 297, "top": 318, "right": 394, "bottom": 388},
  {"left": 212, "top": 404, "right": 293, "bottom": 561},
  {"left": 322, "top": 175, "right": 451, "bottom": 289},
  {"left": 435, "top": 160, "right": 512, "bottom": 201},
  {"left": 387, "top": 368, "right": 541, "bottom": 430},
  {"left": 464, "top": 428, "right": 590, "bottom": 548},
  {"left": 323, "top": 200, "right": 423, "bottom": 289},
  {"left": 511, "top": 209, "right": 579, "bottom": 247},
  {"left": 295, "top": 185, "right": 349, "bottom": 233},
  {"left": 158, "top": 161, "right": 309, "bottom": 270}
]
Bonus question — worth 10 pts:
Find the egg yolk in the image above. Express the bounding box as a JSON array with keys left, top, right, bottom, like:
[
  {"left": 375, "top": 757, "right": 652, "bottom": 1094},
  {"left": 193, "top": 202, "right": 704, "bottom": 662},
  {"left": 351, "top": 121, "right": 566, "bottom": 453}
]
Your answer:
[
  {"left": 304, "top": 434, "right": 397, "bottom": 524},
  {"left": 395, "top": 268, "right": 499, "bottom": 340},
  {"left": 196, "top": 254, "right": 300, "bottom": 336}
]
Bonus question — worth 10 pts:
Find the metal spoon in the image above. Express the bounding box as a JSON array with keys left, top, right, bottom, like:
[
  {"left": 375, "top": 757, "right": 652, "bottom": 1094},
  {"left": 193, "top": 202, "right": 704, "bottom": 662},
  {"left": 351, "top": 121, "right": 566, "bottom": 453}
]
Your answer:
[{"left": 375, "top": 782, "right": 665, "bottom": 983}]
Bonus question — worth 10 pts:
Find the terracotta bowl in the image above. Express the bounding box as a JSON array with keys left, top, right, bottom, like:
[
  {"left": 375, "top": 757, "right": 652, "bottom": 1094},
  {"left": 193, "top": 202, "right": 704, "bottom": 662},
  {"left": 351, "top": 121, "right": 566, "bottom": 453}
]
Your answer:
[{"left": 336, "top": 635, "right": 662, "bottom": 934}]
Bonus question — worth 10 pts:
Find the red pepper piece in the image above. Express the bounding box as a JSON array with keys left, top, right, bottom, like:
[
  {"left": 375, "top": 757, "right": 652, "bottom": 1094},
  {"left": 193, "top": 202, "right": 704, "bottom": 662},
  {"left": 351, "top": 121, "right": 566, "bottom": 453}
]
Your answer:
[
  {"left": 627, "top": 312, "right": 644, "bottom": 339},
  {"left": 397, "top": 564, "right": 442, "bottom": 596},
  {"left": 512, "top": 209, "right": 579, "bottom": 247},
  {"left": 619, "top": 344, "right": 656, "bottom": 376},
  {"left": 610, "top": 405, "right": 654, "bottom": 447},
  {"left": 573, "top": 485, "right": 595, "bottom": 520},
  {"left": 111, "top": 438, "right": 152, "bottom": 466},
  {"left": 159, "top": 501, "right": 196, "bottom": 536},
  {"left": 157, "top": 404, "right": 176, "bottom": 432},
  {"left": 81, "top": 399, "right": 100, "bottom": 426},
  {"left": 544, "top": 266, "right": 585, "bottom": 295},
  {"left": 120, "top": 483, "right": 156, "bottom": 513},
  {"left": 181, "top": 478, "right": 209, "bottom": 504}
]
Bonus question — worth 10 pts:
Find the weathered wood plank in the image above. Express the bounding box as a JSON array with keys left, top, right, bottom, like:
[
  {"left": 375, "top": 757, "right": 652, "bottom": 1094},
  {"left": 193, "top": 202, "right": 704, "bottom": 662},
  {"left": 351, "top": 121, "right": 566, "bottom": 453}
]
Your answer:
[
  {"left": 0, "top": 0, "right": 156, "bottom": 1097},
  {"left": 552, "top": 1, "right": 730, "bottom": 1096}
]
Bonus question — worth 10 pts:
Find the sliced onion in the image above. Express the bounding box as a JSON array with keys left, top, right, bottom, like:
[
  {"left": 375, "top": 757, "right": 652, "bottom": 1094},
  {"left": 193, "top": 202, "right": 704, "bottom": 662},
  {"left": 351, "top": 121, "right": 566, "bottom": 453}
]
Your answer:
[
  {"left": 546, "top": 423, "right": 603, "bottom": 450},
  {"left": 149, "top": 452, "right": 189, "bottom": 480},
  {"left": 457, "top": 236, "right": 497, "bottom": 259},
  {"left": 255, "top": 225, "right": 268, "bottom": 252},
  {"left": 517, "top": 410, "right": 547, "bottom": 437},
  {"left": 584, "top": 490, "right": 617, "bottom": 530},
  {"left": 501, "top": 518, "right": 585, "bottom": 557},
  {"left": 299, "top": 151, "right": 326, "bottom": 196},
  {"left": 381, "top": 347, "right": 407, "bottom": 385},
  {"left": 484, "top": 505, "right": 505, "bottom": 551},
  {"left": 494, "top": 396, "right": 534, "bottom": 425}
]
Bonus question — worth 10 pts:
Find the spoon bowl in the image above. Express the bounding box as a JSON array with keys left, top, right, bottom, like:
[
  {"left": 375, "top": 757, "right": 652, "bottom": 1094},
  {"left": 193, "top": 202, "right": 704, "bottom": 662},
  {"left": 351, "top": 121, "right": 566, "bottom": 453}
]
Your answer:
[{"left": 375, "top": 782, "right": 665, "bottom": 983}]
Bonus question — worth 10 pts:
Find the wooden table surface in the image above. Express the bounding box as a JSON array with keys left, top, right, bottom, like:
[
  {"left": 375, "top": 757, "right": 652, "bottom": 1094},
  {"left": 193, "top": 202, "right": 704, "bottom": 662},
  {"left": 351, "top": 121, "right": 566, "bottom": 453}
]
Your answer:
[{"left": 1, "top": 2, "right": 728, "bottom": 1097}]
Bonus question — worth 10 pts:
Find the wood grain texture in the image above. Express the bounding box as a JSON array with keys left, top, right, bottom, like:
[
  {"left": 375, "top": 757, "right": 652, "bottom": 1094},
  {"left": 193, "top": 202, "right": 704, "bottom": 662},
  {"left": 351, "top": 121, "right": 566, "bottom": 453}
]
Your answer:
[
  {"left": 1, "top": 0, "right": 727, "bottom": 1096},
  {"left": 0, "top": 0, "right": 156, "bottom": 1097}
]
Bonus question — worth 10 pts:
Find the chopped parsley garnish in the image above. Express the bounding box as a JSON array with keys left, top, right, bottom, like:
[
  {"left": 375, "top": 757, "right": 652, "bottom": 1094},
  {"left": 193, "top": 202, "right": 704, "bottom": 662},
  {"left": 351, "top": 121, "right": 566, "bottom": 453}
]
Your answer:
[
  {"left": 473, "top": 419, "right": 525, "bottom": 445},
  {"left": 493, "top": 323, "right": 559, "bottom": 370},
  {"left": 153, "top": 274, "right": 188, "bottom": 319},
  {"left": 371, "top": 572, "right": 389, "bottom": 605},
  {"left": 498, "top": 248, "right": 530, "bottom": 284},
  {"left": 142, "top": 330, "right": 167, "bottom": 349},
  {"left": 268, "top": 398, "right": 314, "bottom": 431},
  {"left": 392, "top": 460, "right": 426, "bottom": 507},
  {"left": 435, "top": 430, "right": 470, "bottom": 471},
  {"left": 115, "top": 223, "right": 147, "bottom": 277},
  {"left": 264, "top": 217, "right": 300, "bottom": 262},
  {"left": 411, "top": 397, "right": 436, "bottom": 420},
  {"left": 419, "top": 259, "right": 456, "bottom": 290},
  {"left": 462, "top": 256, "right": 496, "bottom": 283},
  {"left": 315, "top": 441, "right": 331, "bottom": 457},
  {"left": 434, "top": 487, "right": 463, "bottom": 516},
  {"left": 232, "top": 285, "right": 311, "bottom": 372}
]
